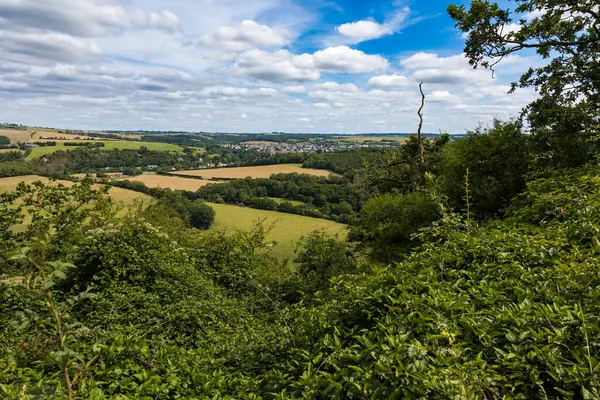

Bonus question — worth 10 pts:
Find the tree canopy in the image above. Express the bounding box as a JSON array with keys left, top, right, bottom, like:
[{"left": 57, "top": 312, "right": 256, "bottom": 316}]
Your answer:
[{"left": 448, "top": 0, "right": 600, "bottom": 166}]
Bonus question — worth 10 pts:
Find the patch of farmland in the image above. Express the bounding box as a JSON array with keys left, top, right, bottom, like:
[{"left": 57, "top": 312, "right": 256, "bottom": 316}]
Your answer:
[
  {"left": 0, "top": 129, "right": 35, "bottom": 143},
  {"left": 26, "top": 141, "right": 183, "bottom": 160},
  {"left": 208, "top": 202, "right": 347, "bottom": 262},
  {"left": 335, "top": 135, "right": 408, "bottom": 144},
  {"left": 0, "top": 129, "right": 106, "bottom": 144},
  {"left": 0, "top": 175, "right": 151, "bottom": 205},
  {"left": 171, "top": 164, "right": 333, "bottom": 179},
  {"left": 117, "top": 175, "right": 220, "bottom": 191}
]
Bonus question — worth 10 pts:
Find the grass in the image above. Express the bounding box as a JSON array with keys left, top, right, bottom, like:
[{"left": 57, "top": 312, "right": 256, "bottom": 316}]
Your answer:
[
  {"left": 335, "top": 135, "right": 408, "bottom": 144},
  {"left": 269, "top": 197, "right": 306, "bottom": 206},
  {"left": 116, "top": 175, "right": 220, "bottom": 191},
  {"left": 172, "top": 164, "right": 333, "bottom": 179},
  {"left": 207, "top": 202, "right": 347, "bottom": 262},
  {"left": 26, "top": 141, "right": 183, "bottom": 159}
]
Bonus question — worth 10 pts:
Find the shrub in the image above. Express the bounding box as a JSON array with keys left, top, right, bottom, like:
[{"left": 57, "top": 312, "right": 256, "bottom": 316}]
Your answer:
[
  {"left": 348, "top": 191, "right": 440, "bottom": 262},
  {"left": 441, "top": 120, "right": 529, "bottom": 218}
]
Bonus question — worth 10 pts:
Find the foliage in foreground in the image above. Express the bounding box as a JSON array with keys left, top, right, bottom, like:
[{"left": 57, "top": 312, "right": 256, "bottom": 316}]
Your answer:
[{"left": 1, "top": 162, "right": 599, "bottom": 398}]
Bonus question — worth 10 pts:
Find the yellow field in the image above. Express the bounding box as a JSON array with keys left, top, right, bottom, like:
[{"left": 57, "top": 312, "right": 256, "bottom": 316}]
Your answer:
[
  {"left": 117, "top": 175, "right": 220, "bottom": 191},
  {"left": 0, "top": 129, "right": 106, "bottom": 144},
  {"left": 208, "top": 202, "right": 347, "bottom": 261},
  {"left": 172, "top": 164, "right": 332, "bottom": 179},
  {"left": 0, "top": 148, "right": 22, "bottom": 154},
  {"left": 0, "top": 175, "right": 151, "bottom": 205},
  {"left": 0, "top": 129, "right": 33, "bottom": 143}
]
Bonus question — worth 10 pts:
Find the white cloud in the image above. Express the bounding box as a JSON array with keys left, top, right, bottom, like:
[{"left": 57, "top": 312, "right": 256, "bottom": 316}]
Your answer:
[
  {"left": 524, "top": 9, "right": 545, "bottom": 20},
  {"left": 232, "top": 49, "right": 319, "bottom": 82},
  {"left": 312, "top": 46, "right": 389, "bottom": 73},
  {"left": 328, "top": 5, "right": 410, "bottom": 45},
  {"left": 337, "top": 20, "right": 392, "bottom": 41},
  {"left": 0, "top": 0, "right": 180, "bottom": 37},
  {"left": 368, "top": 74, "right": 412, "bottom": 88},
  {"left": 232, "top": 46, "right": 388, "bottom": 82},
  {"left": 0, "top": 0, "right": 541, "bottom": 134},
  {"left": 401, "top": 52, "right": 491, "bottom": 85},
  {"left": 200, "top": 20, "right": 289, "bottom": 51},
  {"left": 312, "top": 82, "right": 359, "bottom": 92},
  {"left": 282, "top": 85, "right": 307, "bottom": 93},
  {"left": 428, "top": 90, "right": 453, "bottom": 102},
  {"left": 0, "top": 31, "right": 103, "bottom": 64},
  {"left": 257, "top": 87, "right": 279, "bottom": 96}
]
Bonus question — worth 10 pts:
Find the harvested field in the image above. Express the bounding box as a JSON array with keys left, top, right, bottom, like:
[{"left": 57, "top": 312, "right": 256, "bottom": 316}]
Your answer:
[
  {"left": 0, "top": 129, "right": 105, "bottom": 143},
  {"left": 172, "top": 164, "right": 332, "bottom": 179},
  {"left": 0, "top": 175, "right": 151, "bottom": 205},
  {"left": 0, "top": 148, "right": 22, "bottom": 154},
  {"left": 117, "top": 175, "right": 219, "bottom": 191},
  {"left": 208, "top": 202, "right": 346, "bottom": 262},
  {"left": 0, "top": 129, "right": 34, "bottom": 143}
]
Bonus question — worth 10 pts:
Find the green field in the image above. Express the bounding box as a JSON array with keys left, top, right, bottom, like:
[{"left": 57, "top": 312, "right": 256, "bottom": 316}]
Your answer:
[
  {"left": 335, "top": 135, "right": 408, "bottom": 144},
  {"left": 269, "top": 197, "right": 306, "bottom": 206},
  {"left": 208, "top": 203, "right": 346, "bottom": 262},
  {"left": 26, "top": 141, "right": 183, "bottom": 159}
]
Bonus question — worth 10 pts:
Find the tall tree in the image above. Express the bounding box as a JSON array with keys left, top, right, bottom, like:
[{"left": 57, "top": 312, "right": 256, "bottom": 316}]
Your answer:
[{"left": 448, "top": 0, "right": 600, "bottom": 166}]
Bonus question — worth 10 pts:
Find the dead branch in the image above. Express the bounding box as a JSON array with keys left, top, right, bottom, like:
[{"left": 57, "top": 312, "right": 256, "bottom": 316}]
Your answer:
[{"left": 416, "top": 82, "right": 426, "bottom": 187}]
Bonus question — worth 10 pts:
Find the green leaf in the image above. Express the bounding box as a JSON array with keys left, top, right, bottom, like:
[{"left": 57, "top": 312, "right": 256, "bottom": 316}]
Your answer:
[
  {"left": 53, "top": 270, "right": 67, "bottom": 280},
  {"left": 43, "top": 280, "right": 55, "bottom": 291}
]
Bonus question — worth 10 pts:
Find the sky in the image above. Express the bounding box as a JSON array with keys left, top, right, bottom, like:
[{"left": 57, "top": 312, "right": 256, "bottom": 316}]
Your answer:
[{"left": 0, "top": 0, "right": 541, "bottom": 133}]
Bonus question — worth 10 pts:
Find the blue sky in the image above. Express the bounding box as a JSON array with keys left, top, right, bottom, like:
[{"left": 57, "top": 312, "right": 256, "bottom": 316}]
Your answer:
[{"left": 0, "top": 0, "right": 539, "bottom": 133}]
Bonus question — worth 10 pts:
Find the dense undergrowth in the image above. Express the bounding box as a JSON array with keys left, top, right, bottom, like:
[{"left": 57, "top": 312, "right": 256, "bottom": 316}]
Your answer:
[{"left": 1, "top": 159, "right": 599, "bottom": 398}]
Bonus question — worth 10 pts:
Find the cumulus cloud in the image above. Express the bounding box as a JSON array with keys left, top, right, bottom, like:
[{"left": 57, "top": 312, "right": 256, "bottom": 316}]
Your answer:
[
  {"left": 427, "top": 90, "right": 454, "bottom": 102},
  {"left": 232, "top": 46, "right": 388, "bottom": 82},
  {"left": 0, "top": 31, "right": 103, "bottom": 64},
  {"left": 401, "top": 52, "right": 491, "bottom": 85},
  {"left": 312, "top": 46, "right": 389, "bottom": 73},
  {"left": 312, "top": 82, "right": 359, "bottom": 92},
  {"left": 329, "top": 6, "right": 410, "bottom": 45},
  {"left": 0, "top": 0, "right": 179, "bottom": 37},
  {"left": 368, "top": 74, "right": 411, "bottom": 88},
  {"left": 0, "top": 0, "right": 540, "bottom": 134},
  {"left": 200, "top": 20, "right": 290, "bottom": 51},
  {"left": 282, "top": 85, "right": 307, "bottom": 93},
  {"left": 337, "top": 20, "right": 392, "bottom": 41},
  {"left": 232, "top": 49, "right": 319, "bottom": 82}
]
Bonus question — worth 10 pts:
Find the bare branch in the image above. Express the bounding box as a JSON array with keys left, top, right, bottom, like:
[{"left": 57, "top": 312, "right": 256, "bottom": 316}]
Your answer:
[{"left": 416, "top": 82, "right": 426, "bottom": 187}]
